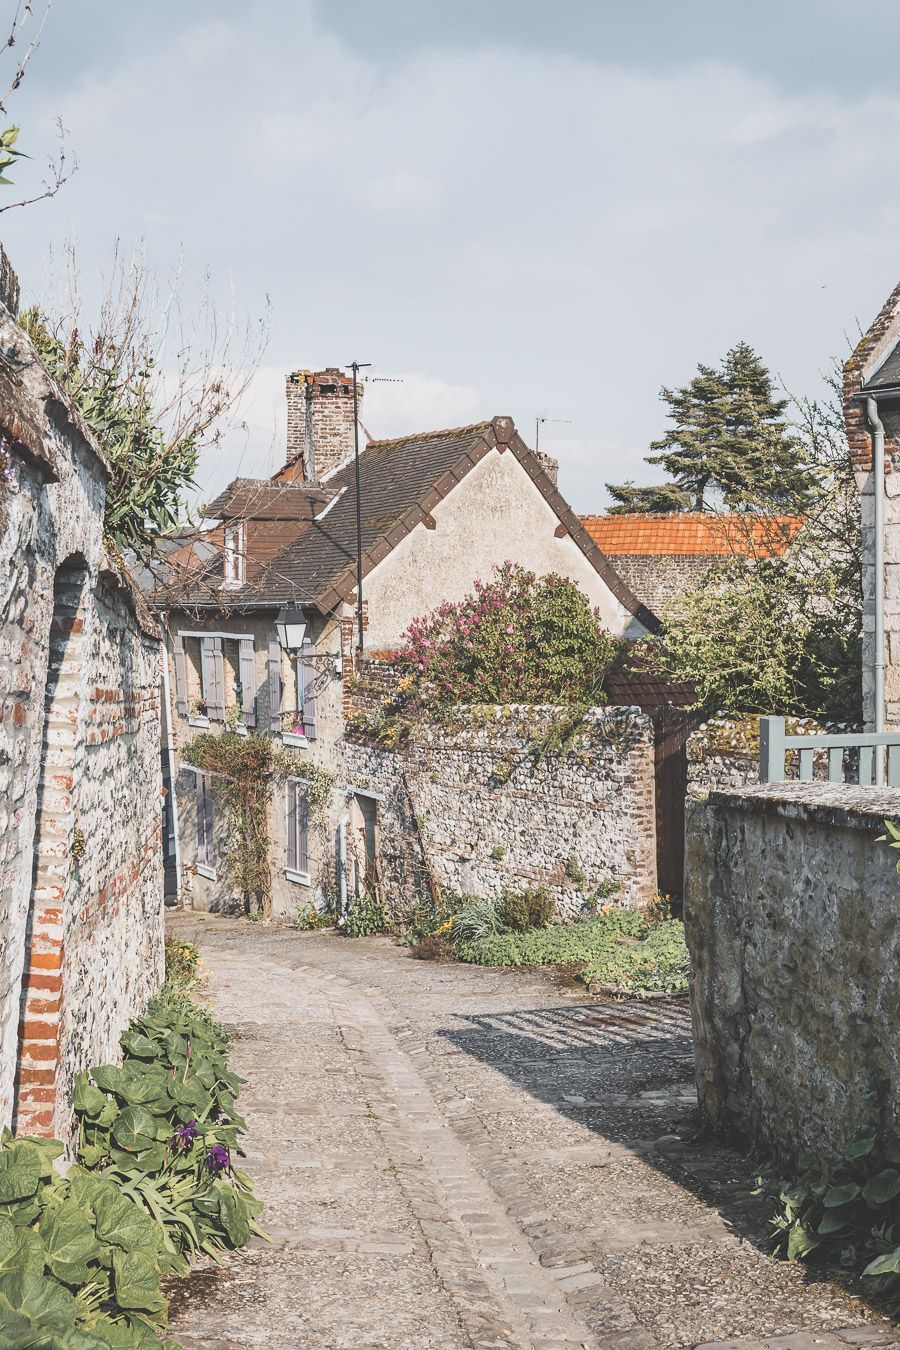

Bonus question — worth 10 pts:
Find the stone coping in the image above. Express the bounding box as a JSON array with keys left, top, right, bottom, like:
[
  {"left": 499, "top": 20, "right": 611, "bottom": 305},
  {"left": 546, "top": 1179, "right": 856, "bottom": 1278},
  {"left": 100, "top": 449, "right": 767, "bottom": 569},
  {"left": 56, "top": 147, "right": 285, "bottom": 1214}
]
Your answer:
[{"left": 705, "top": 779, "right": 900, "bottom": 832}]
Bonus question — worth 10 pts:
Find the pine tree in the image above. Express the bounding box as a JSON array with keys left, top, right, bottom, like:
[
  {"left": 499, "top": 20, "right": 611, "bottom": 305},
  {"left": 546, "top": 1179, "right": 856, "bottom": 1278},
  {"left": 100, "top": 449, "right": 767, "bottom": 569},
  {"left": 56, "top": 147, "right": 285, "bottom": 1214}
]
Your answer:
[
  {"left": 606, "top": 343, "right": 816, "bottom": 513},
  {"left": 606, "top": 482, "right": 693, "bottom": 515}
]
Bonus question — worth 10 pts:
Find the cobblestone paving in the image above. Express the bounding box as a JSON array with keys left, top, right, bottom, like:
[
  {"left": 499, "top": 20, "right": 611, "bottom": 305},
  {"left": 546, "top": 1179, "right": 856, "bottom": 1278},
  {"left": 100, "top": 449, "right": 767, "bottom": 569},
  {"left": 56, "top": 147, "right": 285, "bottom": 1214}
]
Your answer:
[{"left": 166, "top": 917, "right": 899, "bottom": 1350}]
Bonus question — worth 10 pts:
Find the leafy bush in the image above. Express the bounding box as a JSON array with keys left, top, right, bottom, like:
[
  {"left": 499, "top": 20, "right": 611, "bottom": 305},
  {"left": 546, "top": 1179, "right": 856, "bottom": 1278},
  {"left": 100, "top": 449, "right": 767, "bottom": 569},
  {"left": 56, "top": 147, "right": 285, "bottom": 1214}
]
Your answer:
[
  {"left": 0, "top": 1134, "right": 180, "bottom": 1347},
  {"left": 346, "top": 894, "right": 388, "bottom": 939},
  {"left": 163, "top": 939, "right": 200, "bottom": 989},
  {"left": 496, "top": 885, "right": 555, "bottom": 933},
  {"left": 758, "top": 1129, "right": 900, "bottom": 1306},
  {"left": 580, "top": 919, "right": 690, "bottom": 995},
  {"left": 397, "top": 562, "right": 623, "bottom": 713},
  {"left": 454, "top": 910, "right": 646, "bottom": 968},
  {"left": 74, "top": 989, "right": 262, "bottom": 1267},
  {"left": 450, "top": 896, "right": 505, "bottom": 945}
]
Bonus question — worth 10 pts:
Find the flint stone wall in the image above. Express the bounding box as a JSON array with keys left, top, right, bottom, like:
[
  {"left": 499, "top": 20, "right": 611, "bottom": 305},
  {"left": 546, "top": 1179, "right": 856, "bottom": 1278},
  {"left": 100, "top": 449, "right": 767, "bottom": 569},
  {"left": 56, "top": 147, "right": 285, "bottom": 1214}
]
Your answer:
[
  {"left": 0, "top": 248, "right": 163, "bottom": 1139},
  {"left": 344, "top": 704, "right": 658, "bottom": 919},
  {"left": 685, "top": 782, "right": 900, "bottom": 1163}
]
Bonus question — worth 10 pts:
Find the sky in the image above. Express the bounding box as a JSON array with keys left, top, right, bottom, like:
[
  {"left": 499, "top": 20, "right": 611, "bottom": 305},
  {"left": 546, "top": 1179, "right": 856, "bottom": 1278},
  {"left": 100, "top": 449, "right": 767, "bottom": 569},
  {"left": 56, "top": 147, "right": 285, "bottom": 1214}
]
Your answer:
[{"left": 4, "top": 0, "right": 900, "bottom": 510}]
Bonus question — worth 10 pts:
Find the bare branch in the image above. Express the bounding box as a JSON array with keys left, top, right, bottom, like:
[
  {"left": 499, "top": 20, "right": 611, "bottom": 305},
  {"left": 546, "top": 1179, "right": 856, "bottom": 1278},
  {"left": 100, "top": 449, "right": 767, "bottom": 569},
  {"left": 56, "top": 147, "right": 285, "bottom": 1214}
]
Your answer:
[
  {"left": 0, "top": 0, "right": 52, "bottom": 111},
  {"left": 0, "top": 115, "right": 75, "bottom": 213}
]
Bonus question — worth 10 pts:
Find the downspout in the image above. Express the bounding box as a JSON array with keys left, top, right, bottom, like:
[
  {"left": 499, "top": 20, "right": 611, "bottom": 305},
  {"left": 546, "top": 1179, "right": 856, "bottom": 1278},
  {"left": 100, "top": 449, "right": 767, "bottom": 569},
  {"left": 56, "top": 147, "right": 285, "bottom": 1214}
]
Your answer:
[
  {"left": 865, "top": 395, "right": 886, "bottom": 782},
  {"left": 160, "top": 641, "right": 183, "bottom": 901}
]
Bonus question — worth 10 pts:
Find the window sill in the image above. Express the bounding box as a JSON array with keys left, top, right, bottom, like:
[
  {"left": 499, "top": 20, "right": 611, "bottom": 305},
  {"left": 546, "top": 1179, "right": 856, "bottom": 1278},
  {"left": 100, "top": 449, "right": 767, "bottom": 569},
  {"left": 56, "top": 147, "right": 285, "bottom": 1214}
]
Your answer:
[
  {"left": 282, "top": 733, "right": 309, "bottom": 747},
  {"left": 228, "top": 724, "right": 248, "bottom": 737},
  {"left": 188, "top": 716, "right": 210, "bottom": 729},
  {"left": 195, "top": 863, "right": 217, "bottom": 881},
  {"left": 285, "top": 868, "right": 311, "bottom": 886}
]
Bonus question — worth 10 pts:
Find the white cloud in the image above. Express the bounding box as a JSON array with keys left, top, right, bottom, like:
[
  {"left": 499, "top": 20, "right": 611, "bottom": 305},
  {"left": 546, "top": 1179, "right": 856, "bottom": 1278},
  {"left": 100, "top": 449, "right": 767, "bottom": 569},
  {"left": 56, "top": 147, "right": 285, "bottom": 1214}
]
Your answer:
[{"left": 6, "top": 4, "right": 900, "bottom": 512}]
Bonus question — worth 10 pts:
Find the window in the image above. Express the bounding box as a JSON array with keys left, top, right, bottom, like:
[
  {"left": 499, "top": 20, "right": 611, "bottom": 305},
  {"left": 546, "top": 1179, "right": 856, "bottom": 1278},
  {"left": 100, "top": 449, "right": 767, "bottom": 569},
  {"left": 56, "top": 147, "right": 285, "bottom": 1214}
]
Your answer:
[
  {"left": 282, "top": 637, "right": 317, "bottom": 743},
  {"left": 195, "top": 771, "right": 216, "bottom": 879},
  {"left": 223, "top": 524, "right": 245, "bottom": 587},
  {"left": 173, "top": 632, "right": 256, "bottom": 727},
  {"left": 285, "top": 780, "right": 310, "bottom": 882}
]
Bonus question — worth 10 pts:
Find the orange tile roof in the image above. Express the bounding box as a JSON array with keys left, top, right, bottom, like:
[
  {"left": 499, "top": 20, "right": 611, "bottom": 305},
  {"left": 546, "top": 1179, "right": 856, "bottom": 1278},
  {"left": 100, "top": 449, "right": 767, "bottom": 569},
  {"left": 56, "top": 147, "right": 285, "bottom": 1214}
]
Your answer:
[{"left": 578, "top": 513, "right": 803, "bottom": 558}]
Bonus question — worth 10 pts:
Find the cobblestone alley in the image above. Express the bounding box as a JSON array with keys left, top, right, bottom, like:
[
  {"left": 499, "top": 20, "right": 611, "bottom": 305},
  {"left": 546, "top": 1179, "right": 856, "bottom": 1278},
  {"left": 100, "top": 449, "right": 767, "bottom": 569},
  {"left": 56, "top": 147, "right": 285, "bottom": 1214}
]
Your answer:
[{"left": 166, "top": 916, "right": 899, "bottom": 1350}]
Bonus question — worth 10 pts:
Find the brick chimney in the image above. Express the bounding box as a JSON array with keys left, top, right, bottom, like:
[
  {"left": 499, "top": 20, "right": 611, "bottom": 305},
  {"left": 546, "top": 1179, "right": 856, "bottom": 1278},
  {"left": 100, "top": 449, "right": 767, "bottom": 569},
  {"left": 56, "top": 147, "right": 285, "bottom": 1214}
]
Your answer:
[{"left": 281, "top": 368, "right": 361, "bottom": 483}]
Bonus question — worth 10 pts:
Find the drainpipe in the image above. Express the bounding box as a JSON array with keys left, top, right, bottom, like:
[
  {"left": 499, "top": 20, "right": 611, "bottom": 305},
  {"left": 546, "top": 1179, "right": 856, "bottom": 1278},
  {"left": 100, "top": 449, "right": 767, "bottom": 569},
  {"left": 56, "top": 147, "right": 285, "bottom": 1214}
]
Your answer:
[
  {"left": 865, "top": 395, "right": 886, "bottom": 783},
  {"left": 160, "top": 642, "right": 183, "bottom": 900}
]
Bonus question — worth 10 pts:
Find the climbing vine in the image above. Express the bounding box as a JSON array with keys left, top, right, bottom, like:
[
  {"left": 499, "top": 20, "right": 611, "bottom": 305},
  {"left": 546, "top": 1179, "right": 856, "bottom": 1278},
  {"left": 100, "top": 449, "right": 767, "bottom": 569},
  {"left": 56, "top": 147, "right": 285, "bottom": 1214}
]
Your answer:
[{"left": 181, "top": 733, "right": 334, "bottom": 918}]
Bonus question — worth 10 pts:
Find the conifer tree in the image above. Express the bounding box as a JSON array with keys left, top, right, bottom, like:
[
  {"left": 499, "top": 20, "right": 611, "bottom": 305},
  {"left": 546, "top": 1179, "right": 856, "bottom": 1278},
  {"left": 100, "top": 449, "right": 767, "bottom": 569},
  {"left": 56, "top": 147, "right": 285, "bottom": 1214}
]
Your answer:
[{"left": 607, "top": 343, "right": 816, "bottom": 513}]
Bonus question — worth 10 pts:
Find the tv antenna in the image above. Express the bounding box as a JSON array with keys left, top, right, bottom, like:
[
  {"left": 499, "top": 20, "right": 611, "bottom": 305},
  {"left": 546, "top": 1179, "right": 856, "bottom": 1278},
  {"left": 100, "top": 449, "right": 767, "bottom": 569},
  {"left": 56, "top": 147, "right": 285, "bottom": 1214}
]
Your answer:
[{"left": 535, "top": 414, "right": 572, "bottom": 456}]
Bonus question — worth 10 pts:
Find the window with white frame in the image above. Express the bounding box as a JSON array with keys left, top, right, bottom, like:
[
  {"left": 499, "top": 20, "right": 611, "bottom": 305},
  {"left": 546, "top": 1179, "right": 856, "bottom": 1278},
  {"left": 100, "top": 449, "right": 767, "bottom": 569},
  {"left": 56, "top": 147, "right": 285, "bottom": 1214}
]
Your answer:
[
  {"left": 285, "top": 779, "right": 310, "bottom": 882},
  {"left": 194, "top": 770, "right": 216, "bottom": 878},
  {"left": 223, "top": 523, "right": 245, "bottom": 587}
]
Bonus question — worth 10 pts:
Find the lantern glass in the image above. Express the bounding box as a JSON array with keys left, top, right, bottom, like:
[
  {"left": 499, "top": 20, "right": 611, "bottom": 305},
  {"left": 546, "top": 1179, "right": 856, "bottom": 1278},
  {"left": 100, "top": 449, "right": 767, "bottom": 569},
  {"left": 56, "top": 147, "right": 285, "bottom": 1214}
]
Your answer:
[{"left": 275, "top": 610, "right": 307, "bottom": 651}]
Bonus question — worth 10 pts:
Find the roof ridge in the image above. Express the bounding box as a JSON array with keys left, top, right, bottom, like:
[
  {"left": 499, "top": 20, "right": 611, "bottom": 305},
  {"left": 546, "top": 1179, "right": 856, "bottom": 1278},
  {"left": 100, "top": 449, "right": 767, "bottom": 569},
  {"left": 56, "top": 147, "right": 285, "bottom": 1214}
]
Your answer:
[{"left": 366, "top": 419, "right": 494, "bottom": 449}]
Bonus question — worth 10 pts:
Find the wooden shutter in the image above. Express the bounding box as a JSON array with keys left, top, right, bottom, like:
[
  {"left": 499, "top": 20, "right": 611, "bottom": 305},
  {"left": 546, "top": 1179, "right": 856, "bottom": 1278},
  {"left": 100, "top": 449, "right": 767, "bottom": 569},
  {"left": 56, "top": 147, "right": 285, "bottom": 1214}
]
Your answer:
[
  {"left": 239, "top": 638, "right": 256, "bottom": 727},
  {"left": 297, "top": 789, "right": 309, "bottom": 874},
  {"left": 286, "top": 782, "right": 298, "bottom": 871},
  {"left": 173, "top": 635, "right": 188, "bottom": 716},
  {"left": 300, "top": 638, "right": 317, "bottom": 740},
  {"left": 268, "top": 640, "right": 282, "bottom": 732},
  {"left": 201, "top": 637, "right": 225, "bottom": 719}
]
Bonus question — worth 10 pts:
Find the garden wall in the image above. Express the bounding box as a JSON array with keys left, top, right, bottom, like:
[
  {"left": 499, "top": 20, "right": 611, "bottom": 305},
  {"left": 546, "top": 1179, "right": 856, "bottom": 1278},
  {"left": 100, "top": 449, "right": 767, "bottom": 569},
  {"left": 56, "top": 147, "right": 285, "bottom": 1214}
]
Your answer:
[
  {"left": 685, "top": 782, "right": 900, "bottom": 1162},
  {"left": 344, "top": 703, "right": 658, "bottom": 921},
  {"left": 0, "top": 246, "right": 164, "bottom": 1140}
]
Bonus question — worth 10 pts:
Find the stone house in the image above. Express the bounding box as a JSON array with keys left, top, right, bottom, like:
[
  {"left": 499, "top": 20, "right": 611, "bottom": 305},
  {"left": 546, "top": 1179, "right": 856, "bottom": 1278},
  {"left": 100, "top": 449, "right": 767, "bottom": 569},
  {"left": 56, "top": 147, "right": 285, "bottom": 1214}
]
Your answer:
[
  {"left": 156, "top": 370, "right": 658, "bottom": 918},
  {"left": 579, "top": 513, "right": 803, "bottom": 620},
  {"left": 0, "top": 247, "right": 164, "bottom": 1139},
  {"left": 843, "top": 278, "right": 900, "bottom": 729}
]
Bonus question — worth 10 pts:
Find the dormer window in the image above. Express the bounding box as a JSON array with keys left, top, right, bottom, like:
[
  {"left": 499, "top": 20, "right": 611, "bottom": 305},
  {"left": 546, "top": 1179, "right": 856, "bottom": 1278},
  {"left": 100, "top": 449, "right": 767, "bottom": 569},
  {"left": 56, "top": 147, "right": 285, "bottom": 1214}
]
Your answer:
[{"left": 223, "top": 523, "right": 245, "bottom": 587}]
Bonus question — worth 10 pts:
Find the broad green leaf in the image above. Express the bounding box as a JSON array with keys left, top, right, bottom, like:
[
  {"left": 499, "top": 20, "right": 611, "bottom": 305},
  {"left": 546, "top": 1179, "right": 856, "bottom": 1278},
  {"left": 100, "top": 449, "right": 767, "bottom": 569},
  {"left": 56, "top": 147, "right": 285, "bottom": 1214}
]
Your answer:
[
  {"left": 217, "top": 1186, "right": 250, "bottom": 1247},
  {"left": 842, "top": 1136, "right": 876, "bottom": 1160},
  {"left": 111, "top": 1108, "right": 157, "bottom": 1154},
  {"left": 822, "top": 1182, "right": 860, "bottom": 1207},
  {"left": 92, "top": 1180, "right": 159, "bottom": 1254},
  {"left": 74, "top": 1076, "right": 108, "bottom": 1118},
  {"left": 861, "top": 1168, "right": 900, "bottom": 1207},
  {"left": 786, "top": 1224, "right": 820, "bottom": 1260},
  {"left": 111, "top": 1248, "right": 166, "bottom": 1313},
  {"left": 0, "top": 1162, "right": 41, "bottom": 1204},
  {"left": 0, "top": 1269, "right": 78, "bottom": 1321},
  {"left": 862, "top": 1244, "right": 900, "bottom": 1277},
  {"left": 39, "top": 1198, "right": 101, "bottom": 1275},
  {"left": 818, "top": 1206, "right": 855, "bottom": 1235},
  {"left": 120, "top": 1032, "right": 159, "bottom": 1060}
]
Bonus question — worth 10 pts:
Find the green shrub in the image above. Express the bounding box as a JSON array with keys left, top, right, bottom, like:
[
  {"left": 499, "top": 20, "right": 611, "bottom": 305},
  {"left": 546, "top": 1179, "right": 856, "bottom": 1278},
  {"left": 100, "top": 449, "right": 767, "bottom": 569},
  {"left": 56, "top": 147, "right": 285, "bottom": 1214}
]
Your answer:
[
  {"left": 0, "top": 1134, "right": 181, "bottom": 1347},
  {"left": 496, "top": 885, "right": 555, "bottom": 932},
  {"left": 454, "top": 910, "right": 645, "bottom": 968},
  {"left": 450, "top": 896, "right": 504, "bottom": 945},
  {"left": 581, "top": 919, "right": 690, "bottom": 995},
  {"left": 346, "top": 894, "right": 388, "bottom": 939},
  {"left": 74, "top": 987, "right": 262, "bottom": 1268},
  {"left": 757, "top": 1129, "right": 900, "bottom": 1307}
]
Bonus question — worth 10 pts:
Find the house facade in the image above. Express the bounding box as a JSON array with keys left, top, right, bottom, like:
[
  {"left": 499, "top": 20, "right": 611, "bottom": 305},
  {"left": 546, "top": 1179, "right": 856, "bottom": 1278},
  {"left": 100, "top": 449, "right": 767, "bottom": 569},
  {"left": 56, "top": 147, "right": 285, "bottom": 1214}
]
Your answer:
[
  {"left": 158, "top": 371, "right": 655, "bottom": 919},
  {"left": 0, "top": 246, "right": 164, "bottom": 1139},
  {"left": 579, "top": 513, "right": 803, "bottom": 620},
  {"left": 843, "top": 279, "right": 900, "bottom": 729}
]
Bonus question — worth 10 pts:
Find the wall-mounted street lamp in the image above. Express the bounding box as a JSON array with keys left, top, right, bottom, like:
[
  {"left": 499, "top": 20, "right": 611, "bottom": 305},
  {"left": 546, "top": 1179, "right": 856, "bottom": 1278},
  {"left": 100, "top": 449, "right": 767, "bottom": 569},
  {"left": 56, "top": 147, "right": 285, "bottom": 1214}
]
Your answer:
[{"left": 275, "top": 609, "right": 307, "bottom": 653}]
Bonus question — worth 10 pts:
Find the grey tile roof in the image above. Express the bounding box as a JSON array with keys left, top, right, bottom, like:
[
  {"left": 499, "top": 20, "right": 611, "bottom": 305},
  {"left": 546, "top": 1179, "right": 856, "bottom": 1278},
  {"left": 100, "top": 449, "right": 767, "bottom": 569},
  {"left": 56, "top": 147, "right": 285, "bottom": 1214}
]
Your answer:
[{"left": 864, "top": 338, "right": 900, "bottom": 390}]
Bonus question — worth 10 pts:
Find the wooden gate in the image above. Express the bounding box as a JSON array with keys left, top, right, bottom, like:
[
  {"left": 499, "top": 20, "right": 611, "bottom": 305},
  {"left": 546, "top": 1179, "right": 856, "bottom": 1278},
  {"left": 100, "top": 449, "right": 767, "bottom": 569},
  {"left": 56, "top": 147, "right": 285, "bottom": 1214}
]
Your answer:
[{"left": 651, "top": 704, "right": 705, "bottom": 896}]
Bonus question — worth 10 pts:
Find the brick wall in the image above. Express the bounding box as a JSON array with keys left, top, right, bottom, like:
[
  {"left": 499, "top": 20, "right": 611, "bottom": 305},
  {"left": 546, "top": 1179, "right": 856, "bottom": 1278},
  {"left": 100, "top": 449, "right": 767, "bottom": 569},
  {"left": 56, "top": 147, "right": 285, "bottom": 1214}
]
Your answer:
[
  {"left": 282, "top": 368, "right": 361, "bottom": 482},
  {"left": 0, "top": 246, "right": 164, "bottom": 1140}
]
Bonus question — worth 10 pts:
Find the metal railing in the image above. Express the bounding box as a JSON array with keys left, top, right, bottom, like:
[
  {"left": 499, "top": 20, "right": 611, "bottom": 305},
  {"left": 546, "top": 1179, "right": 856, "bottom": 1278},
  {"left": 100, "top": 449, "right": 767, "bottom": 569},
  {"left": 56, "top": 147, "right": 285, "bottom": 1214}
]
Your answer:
[{"left": 759, "top": 716, "right": 900, "bottom": 786}]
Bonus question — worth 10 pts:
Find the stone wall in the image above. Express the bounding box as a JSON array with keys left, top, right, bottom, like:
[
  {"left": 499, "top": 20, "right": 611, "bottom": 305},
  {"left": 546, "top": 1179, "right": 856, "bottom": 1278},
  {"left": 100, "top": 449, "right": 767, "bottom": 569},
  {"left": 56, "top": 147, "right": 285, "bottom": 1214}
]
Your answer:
[
  {"left": 0, "top": 249, "right": 164, "bottom": 1139},
  {"left": 686, "top": 714, "right": 836, "bottom": 794},
  {"left": 345, "top": 704, "right": 658, "bottom": 919},
  {"left": 685, "top": 782, "right": 900, "bottom": 1163}
]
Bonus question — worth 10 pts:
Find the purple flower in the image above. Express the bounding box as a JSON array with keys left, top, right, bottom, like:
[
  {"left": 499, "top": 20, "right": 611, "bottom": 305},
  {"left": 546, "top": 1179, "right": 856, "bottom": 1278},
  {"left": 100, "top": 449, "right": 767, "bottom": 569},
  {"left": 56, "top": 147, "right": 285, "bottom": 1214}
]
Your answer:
[
  {"left": 206, "top": 1144, "right": 230, "bottom": 1175},
  {"left": 173, "top": 1120, "right": 201, "bottom": 1150}
]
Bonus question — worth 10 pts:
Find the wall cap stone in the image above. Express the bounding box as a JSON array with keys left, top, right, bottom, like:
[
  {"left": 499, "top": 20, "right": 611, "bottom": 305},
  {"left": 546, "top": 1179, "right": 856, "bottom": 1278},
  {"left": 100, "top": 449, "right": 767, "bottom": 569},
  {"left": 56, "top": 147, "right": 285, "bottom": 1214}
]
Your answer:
[{"left": 706, "top": 780, "right": 900, "bottom": 832}]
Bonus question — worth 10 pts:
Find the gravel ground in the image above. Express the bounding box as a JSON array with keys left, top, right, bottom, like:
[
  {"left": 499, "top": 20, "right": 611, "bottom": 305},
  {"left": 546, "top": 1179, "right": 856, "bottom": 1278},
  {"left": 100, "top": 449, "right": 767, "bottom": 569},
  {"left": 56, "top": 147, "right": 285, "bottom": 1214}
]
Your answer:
[{"left": 164, "top": 916, "right": 899, "bottom": 1350}]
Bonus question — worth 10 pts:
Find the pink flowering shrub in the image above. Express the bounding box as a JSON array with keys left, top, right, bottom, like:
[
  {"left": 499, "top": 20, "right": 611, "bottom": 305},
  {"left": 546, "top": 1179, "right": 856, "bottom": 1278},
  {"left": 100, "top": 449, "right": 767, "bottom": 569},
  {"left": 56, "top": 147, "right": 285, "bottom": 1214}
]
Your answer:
[{"left": 397, "top": 562, "right": 623, "bottom": 711}]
